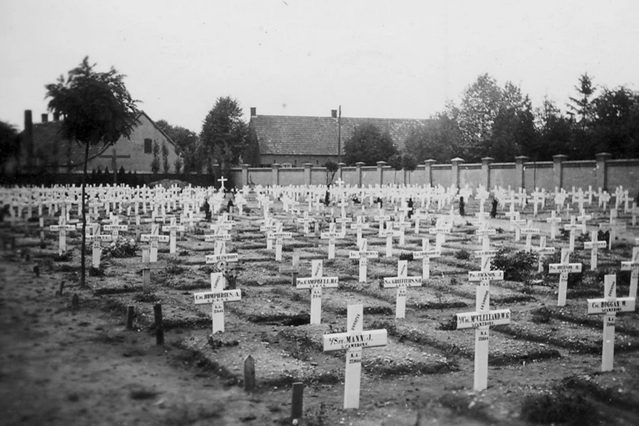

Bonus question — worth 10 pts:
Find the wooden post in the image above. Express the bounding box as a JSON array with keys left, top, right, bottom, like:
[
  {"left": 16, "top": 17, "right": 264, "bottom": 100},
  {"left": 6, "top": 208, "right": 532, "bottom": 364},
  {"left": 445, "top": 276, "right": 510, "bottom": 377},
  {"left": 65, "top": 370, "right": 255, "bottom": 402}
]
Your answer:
[
  {"left": 291, "top": 382, "right": 304, "bottom": 421},
  {"left": 154, "top": 304, "right": 164, "bottom": 345},
  {"left": 126, "top": 306, "right": 135, "bottom": 330},
  {"left": 244, "top": 355, "right": 256, "bottom": 392}
]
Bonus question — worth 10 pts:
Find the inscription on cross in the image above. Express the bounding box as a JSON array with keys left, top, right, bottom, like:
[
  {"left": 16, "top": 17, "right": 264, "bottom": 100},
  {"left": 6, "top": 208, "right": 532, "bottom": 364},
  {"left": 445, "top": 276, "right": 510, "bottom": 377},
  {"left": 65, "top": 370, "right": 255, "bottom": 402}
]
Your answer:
[
  {"left": 383, "top": 259, "right": 422, "bottom": 319},
  {"left": 323, "top": 305, "right": 387, "bottom": 409},
  {"left": 193, "top": 272, "right": 242, "bottom": 334},
  {"left": 295, "top": 259, "right": 339, "bottom": 324},
  {"left": 348, "top": 239, "right": 378, "bottom": 283},
  {"left": 587, "top": 275, "right": 635, "bottom": 371},
  {"left": 584, "top": 230, "right": 607, "bottom": 270},
  {"left": 548, "top": 248, "right": 582, "bottom": 306}
]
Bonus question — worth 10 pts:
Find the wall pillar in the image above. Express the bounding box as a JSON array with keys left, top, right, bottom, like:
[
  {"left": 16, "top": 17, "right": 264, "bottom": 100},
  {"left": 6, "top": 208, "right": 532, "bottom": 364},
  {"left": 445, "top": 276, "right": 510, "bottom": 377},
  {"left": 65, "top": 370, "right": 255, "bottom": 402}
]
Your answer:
[
  {"left": 376, "top": 161, "right": 386, "bottom": 186},
  {"left": 552, "top": 154, "right": 567, "bottom": 191},
  {"left": 595, "top": 152, "right": 612, "bottom": 191},
  {"left": 303, "top": 163, "right": 313, "bottom": 186},
  {"left": 356, "top": 162, "right": 365, "bottom": 188},
  {"left": 424, "top": 159, "right": 436, "bottom": 186},
  {"left": 515, "top": 156, "right": 529, "bottom": 190},
  {"left": 451, "top": 157, "right": 464, "bottom": 189},
  {"left": 481, "top": 157, "right": 494, "bottom": 190},
  {"left": 338, "top": 162, "right": 346, "bottom": 181},
  {"left": 271, "top": 163, "right": 280, "bottom": 186},
  {"left": 241, "top": 164, "right": 249, "bottom": 188}
]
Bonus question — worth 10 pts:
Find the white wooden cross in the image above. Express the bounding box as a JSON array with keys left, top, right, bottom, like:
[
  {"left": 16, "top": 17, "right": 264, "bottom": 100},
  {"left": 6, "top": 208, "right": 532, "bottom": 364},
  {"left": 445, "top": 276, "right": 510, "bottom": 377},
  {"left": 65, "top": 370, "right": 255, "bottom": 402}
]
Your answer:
[
  {"left": 546, "top": 210, "right": 562, "bottom": 241},
  {"left": 456, "top": 249, "right": 509, "bottom": 391},
  {"left": 217, "top": 175, "right": 228, "bottom": 190},
  {"left": 140, "top": 223, "right": 170, "bottom": 263},
  {"left": 576, "top": 209, "right": 591, "bottom": 235},
  {"left": 428, "top": 220, "right": 452, "bottom": 252},
  {"left": 348, "top": 239, "right": 378, "bottom": 283},
  {"left": 268, "top": 223, "right": 293, "bottom": 261},
  {"left": 127, "top": 248, "right": 164, "bottom": 293},
  {"left": 584, "top": 230, "right": 607, "bottom": 270},
  {"left": 350, "top": 216, "right": 370, "bottom": 247},
  {"left": 103, "top": 215, "right": 128, "bottom": 240},
  {"left": 563, "top": 216, "right": 582, "bottom": 252},
  {"left": 412, "top": 238, "right": 441, "bottom": 280},
  {"left": 620, "top": 246, "right": 639, "bottom": 299},
  {"left": 374, "top": 213, "right": 391, "bottom": 237},
  {"left": 587, "top": 274, "right": 635, "bottom": 371},
  {"left": 323, "top": 305, "right": 387, "bottom": 409},
  {"left": 297, "top": 211, "right": 314, "bottom": 235},
  {"left": 296, "top": 259, "right": 339, "bottom": 324},
  {"left": 572, "top": 189, "right": 587, "bottom": 213},
  {"left": 49, "top": 217, "right": 77, "bottom": 256},
  {"left": 193, "top": 272, "right": 242, "bottom": 334},
  {"left": 630, "top": 202, "right": 638, "bottom": 226},
  {"left": 379, "top": 223, "right": 401, "bottom": 258},
  {"left": 85, "top": 226, "right": 112, "bottom": 268},
  {"left": 335, "top": 214, "right": 353, "bottom": 235},
  {"left": 598, "top": 191, "right": 611, "bottom": 211},
  {"left": 554, "top": 190, "right": 568, "bottom": 213},
  {"left": 534, "top": 236, "right": 555, "bottom": 273},
  {"left": 520, "top": 220, "right": 540, "bottom": 252},
  {"left": 162, "top": 218, "right": 185, "bottom": 254},
  {"left": 509, "top": 212, "right": 527, "bottom": 242},
  {"left": 394, "top": 216, "right": 412, "bottom": 246},
  {"left": 383, "top": 259, "right": 422, "bottom": 319},
  {"left": 259, "top": 218, "right": 278, "bottom": 250},
  {"left": 548, "top": 248, "right": 582, "bottom": 306},
  {"left": 321, "top": 223, "right": 345, "bottom": 260}
]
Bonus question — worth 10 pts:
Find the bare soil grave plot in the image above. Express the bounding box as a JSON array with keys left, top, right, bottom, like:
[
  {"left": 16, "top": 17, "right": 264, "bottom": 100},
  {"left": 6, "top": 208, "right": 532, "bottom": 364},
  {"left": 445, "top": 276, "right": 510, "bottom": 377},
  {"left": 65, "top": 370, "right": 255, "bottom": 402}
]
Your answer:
[{"left": 1, "top": 195, "right": 639, "bottom": 426}]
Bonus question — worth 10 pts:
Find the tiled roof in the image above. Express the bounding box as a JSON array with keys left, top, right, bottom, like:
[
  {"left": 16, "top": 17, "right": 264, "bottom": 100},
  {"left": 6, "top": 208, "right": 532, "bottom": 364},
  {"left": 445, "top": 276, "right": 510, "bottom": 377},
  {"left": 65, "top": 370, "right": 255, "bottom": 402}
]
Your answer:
[
  {"left": 251, "top": 114, "right": 434, "bottom": 156},
  {"left": 30, "top": 121, "right": 107, "bottom": 168}
]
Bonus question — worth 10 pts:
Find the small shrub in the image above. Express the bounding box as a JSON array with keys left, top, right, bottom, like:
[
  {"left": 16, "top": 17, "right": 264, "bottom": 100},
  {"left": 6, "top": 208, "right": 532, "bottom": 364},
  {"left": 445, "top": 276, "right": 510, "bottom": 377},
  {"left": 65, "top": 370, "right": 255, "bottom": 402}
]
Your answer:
[
  {"left": 455, "top": 249, "right": 470, "bottom": 260},
  {"left": 531, "top": 306, "right": 551, "bottom": 323},
  {"left": 53, "top": 251, "right": 72, "bottom": 262},
  {"left": 104, "top": 238, "right": 138, "bottom": 258},
  {"left": 399, "top": 251, "right": 414, "bottom": 261},
  {"left": 491, "top": 249, "right": 538, "bottom": 282},
  {"left": 520, "top": 391, "right": 599, "bottom": 425},
  {"left": 542, "top": 251, "right": 584, "bottom": 288},
  {"left": 88, "top": 266, "right": 104, "bottom": 277}
]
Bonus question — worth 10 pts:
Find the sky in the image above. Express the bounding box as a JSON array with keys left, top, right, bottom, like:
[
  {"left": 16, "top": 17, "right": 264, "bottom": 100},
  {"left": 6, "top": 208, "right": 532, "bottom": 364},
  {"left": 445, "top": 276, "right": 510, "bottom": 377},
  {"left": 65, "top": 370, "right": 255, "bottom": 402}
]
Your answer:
[{"left": 1, "top": 0, "right": 638, "bottom": 133}]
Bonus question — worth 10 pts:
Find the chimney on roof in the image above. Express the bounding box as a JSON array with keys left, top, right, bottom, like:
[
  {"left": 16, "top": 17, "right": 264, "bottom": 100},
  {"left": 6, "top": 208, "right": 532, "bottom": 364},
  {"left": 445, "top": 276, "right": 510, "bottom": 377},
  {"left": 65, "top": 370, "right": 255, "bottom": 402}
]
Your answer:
[
  {"left": 41, "top": 113, "right": 48, "bottom": 123},
  {"left": 24, "top": 110, "right": 34, "bottom": 169},
  {"left": 53, "top": 112, "right": 60, "bottom": 121},
  {"left": 331, "top": 110, "right": 337, "bottom": 119},
  {"left": 250, "top": 107, "right": 256, "bottom": 117}
]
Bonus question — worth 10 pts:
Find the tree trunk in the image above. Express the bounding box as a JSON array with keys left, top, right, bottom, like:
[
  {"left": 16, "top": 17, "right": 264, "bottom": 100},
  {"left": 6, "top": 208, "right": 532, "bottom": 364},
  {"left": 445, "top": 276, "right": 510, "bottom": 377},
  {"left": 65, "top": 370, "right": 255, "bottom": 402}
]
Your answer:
[{"left": 80, "top": 141, "right": 89, "bottom": 287}]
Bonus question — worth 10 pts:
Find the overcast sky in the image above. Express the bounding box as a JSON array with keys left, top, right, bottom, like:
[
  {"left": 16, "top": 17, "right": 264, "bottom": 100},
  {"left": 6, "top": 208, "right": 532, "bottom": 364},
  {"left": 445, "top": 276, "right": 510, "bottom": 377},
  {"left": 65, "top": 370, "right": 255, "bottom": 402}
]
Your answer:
[{"left": 1, "top": 0, "right": 638, "bottom": 132}]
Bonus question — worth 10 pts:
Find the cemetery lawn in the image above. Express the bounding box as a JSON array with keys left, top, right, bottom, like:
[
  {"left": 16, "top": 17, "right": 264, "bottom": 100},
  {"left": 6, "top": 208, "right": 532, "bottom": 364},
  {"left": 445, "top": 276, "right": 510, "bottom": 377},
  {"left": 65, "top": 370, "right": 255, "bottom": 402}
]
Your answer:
[{"left": 1, "top": 204, "right": 639, "bottom": 425}]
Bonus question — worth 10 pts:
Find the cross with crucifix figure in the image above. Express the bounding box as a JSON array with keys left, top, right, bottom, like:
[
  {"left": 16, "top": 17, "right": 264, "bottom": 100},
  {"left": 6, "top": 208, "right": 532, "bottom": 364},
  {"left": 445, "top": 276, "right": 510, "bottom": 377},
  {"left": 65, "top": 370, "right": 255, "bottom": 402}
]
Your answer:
[
  {"left": 296, "top": 259, "right": 339, "bottom": 324},
  {"left": 349, "top": 239, "right": 378, "bottom": 283},
  {"left": 548, "top": 248, "right": 582, "bottom": 306},
  {"left": 193, "top": 271, "right": 242, "bottom": 334},
  {"left": 456, "top": 235, "right": 508, "bottom": 391},
  {"left": 323, "top": 305, "right": 387, "bottom": 409},
  {"left": 383, "top": 259, "right": 422, "bottom": 319},
  {"left": 587, "top": 274, "right": 635, "bottom": 371},
  {"left": 412, "top": 238, "right": 441, "bottom": 280},
  {"left": 620, "top": 245, "right": 639, "bottom": 299},
  {"left": 584, "top": 230, "right": 607, "bottom": 270},
  {"left": 140, "top": 223, "right": 170, "bottom": 263},
  {"left": 98, "top": 148, "right": 131, "bottom": 184}
]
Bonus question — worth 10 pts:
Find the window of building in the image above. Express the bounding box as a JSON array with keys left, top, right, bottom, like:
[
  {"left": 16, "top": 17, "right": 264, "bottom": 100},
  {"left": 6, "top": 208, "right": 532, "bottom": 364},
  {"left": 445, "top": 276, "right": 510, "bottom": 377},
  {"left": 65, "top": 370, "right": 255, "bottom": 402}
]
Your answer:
[{"left": 144, "top": 138, "right": 152, "bottom": 153}]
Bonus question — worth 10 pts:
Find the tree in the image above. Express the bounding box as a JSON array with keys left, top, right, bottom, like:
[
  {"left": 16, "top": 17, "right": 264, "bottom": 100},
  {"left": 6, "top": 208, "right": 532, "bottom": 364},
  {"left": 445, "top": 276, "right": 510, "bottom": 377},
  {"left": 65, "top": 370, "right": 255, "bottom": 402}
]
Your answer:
[
  {"left": 151, "top": 141, "right": 160, "bottom": 174},
  {"left": 0, "top": 121, "right": 20, "bottom": 176},
  {"left": 161, "top": 142, "right": 170, "bottom": 173},
  {"left": 568, "top": 73, "right": 596, "bottom": 130},
  {"left": 404, "top": 115, "right": 461, "bottom": 163},
  {"left": 156, "top": 119, "right": 203, "bottom": 174},
  {"left": 200, "top": 97, "right": 248, "bottom": 172},
  {"left": 591, "top": 86, "right": 639, "bottom": 158},
  {"left": 343, "top": 123, "right": 398, "bottom": 165},
  {"left": 174, "top": 157, "right": 183, "bottom": 174},
  {"left": 45, "top": 57, "right": 139, "bottom": 287},
  {"left": 324, "top": 160, "right": 339, "bottom": 185}
]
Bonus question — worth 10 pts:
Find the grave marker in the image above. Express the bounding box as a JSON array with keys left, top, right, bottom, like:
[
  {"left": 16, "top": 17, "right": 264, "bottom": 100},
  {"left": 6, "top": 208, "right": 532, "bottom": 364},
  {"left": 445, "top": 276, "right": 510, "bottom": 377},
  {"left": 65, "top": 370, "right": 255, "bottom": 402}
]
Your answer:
[
  {"left": 584, "top": 230, "right": 607, "bottom": 270},
  {"left": 296, "top": 259, "right": 339, "bottom": 324},
  {"left": 323, "top": 305, "right": 387, "bottom": 409},
  {"left": 620, "top": 246, "right": 639, "bottom": 299},
  {"left": 412, "top": 239, "right": 441, "bottom": 280},
  {"left": 383, "top": 259, "right": 422, "bottom": 318},
  {"left": 546, "top": 211, "right": 562, "bottom": 241},
  {"left": 587, "top": 274, "right": 635, "bottom": 371},
  {"left": 321, "top": 223, "right": 344, "bottom": 260},
  {"left": 193, "top": 272, "right": 242, "bottom": 334},
  {"left": 548, "top": 248, "right": 582, "bottom": 306},
  {"left": 348, "top": 240, "right": 378, "bottom": 283},
  {"left": 140, "top": 223, "right": 170, "bottom": 262}
]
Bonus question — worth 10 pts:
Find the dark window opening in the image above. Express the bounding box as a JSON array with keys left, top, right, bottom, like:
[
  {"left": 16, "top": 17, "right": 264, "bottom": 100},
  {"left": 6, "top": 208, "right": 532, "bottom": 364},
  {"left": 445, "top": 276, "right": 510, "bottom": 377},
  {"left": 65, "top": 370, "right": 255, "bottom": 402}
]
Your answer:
[{"left": 144, "top": 138, "right": 152, "bottom": 153}]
